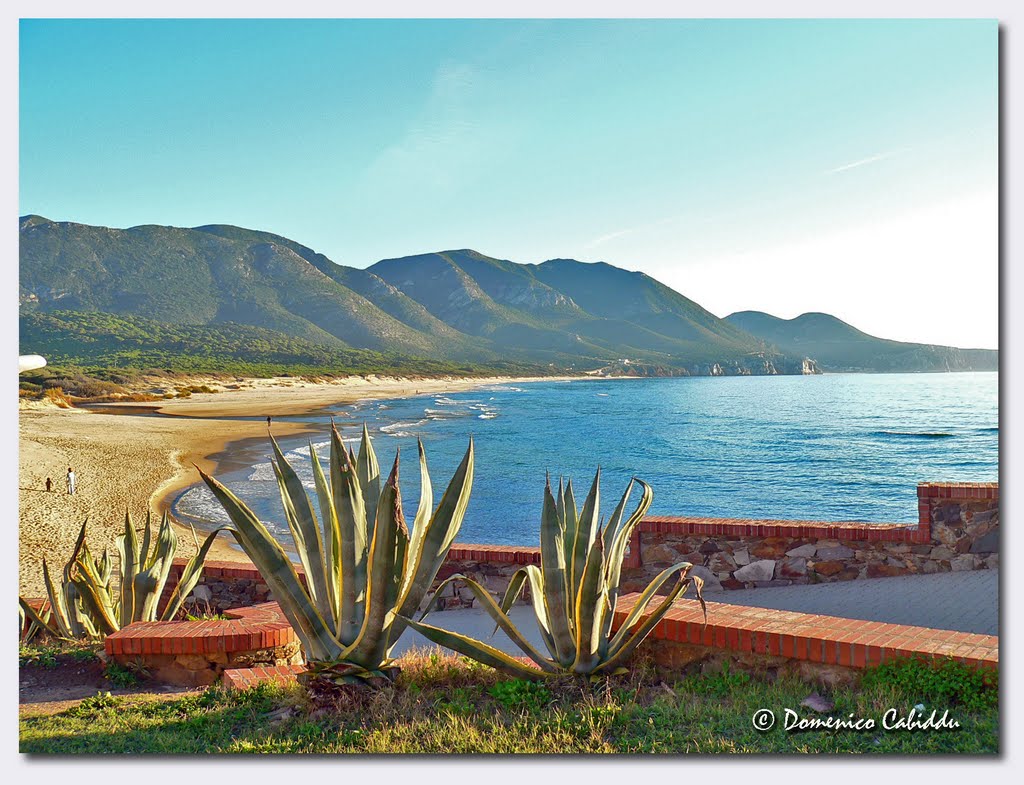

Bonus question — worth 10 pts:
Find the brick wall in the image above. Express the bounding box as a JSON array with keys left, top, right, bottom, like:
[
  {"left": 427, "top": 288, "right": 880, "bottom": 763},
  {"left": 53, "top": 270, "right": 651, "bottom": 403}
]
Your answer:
[{"left": 165, "top": 482, "right": 997, "bottom": 612}]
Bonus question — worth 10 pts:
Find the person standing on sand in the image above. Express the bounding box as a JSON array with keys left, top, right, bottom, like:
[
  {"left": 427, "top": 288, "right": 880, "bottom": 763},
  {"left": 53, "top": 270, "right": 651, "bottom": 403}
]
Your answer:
[
  {"left": 267, "top": 416, "right": 272, "bottom": 427},
  {"left": 66, "top": 467, "right": 75, "bottom": 495},
  {"left": 45, "top": 477, "right": 52, "bottom": 493}
]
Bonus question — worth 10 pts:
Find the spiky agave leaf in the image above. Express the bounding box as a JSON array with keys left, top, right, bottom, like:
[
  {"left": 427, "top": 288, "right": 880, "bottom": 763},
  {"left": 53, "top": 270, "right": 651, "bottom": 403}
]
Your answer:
[{"left": 199, "top": 468, "right": 342, "bottom": 663}]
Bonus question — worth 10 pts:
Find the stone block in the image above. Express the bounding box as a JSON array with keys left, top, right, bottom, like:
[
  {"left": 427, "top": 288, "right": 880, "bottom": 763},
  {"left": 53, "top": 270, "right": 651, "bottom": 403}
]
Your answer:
[
  {"left": 929, "top": 546, "right": 955, "bottom": 561},
  {"left": 175, "top": 654, "right": 214, "bottom": 671},
  {"left": 779, "top": 557, "right": 808, "bottom": 578},
  {"left": 811, "top": 561, "right": 844, "bottom": 577},
  {"left": 733, "top": 559, "right": 776, "bottom": 583},
  {"left": 698, "top": 540, "right": 722, "bottom": 555},
  {"left": 816, "top": 545, "right": 854, "bottom": 561},
  {"left": 688, "top": 564, "right": 723, "bottom": 593},
  {"left": 954, "top": 537, "right": 973, "bottom": 554},
  {"left": 732, "top": 549, "right": 751, "bottom": 566},
  {"left": 785, "top": 544, "right": 817, "bottom": 559},
  {"left": 191, "top": 585, "right": 213, "bottom": 603},
  {"left": 970, "top": 530, "right": 998, "bottom": 554},
  {"left": 707, "top": 552, "right": 736, "bottom": 573},
  {"left": 643, "top": 543, "right": 682, "bottom": 564},
  {"left": 950, "top": 555, "right": 977, "bottom": 572},
  {"left": 867, "top": 564, "right": 908, "bottom": 578}
]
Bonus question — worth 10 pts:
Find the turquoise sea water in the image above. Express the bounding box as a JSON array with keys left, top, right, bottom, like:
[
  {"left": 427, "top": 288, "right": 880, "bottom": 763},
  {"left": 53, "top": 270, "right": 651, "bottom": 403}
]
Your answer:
[{"left": 173, "top": 373, "right": 998, "bottom": 548}]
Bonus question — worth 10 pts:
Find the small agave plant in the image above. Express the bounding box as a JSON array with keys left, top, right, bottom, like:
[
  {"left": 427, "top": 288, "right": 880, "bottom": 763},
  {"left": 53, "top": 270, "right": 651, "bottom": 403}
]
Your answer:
[
  {"left": 403, "top": 471, "right": 706, "bottom": 678},
  {"left": 18, "top": 511, "right": 220, "bottom": 640},
  {"left": 199, "top": 424, "right": 474, "bottom": 689}
]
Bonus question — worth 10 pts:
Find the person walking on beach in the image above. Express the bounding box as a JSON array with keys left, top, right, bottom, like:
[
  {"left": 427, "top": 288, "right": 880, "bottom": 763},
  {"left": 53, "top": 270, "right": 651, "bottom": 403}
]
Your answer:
[
  {"left": 45, "top": 477, "right": 52, "bottom": 493},
  {"left": 66, "top": 467, "right": 75, "bottom": 495},
  {"left": 267, "top": 416, "right": 272, "bottom": 427}
]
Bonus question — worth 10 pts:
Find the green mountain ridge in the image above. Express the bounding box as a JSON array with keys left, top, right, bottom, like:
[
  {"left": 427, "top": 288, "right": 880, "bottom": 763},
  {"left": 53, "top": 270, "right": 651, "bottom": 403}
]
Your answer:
[{"left": 19, "top": 215, "right": 995, "bottom": 376}]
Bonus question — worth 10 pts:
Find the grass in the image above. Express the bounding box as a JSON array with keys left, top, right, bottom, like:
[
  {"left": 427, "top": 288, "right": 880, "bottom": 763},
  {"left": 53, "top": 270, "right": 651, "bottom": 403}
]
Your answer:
[{"left": 19, "top": 651, "right": 998, "bottom": 754}]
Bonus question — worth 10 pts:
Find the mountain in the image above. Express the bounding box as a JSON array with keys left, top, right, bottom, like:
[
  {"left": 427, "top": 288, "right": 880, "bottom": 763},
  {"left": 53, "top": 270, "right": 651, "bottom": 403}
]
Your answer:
[
  {"left": 367, "top": 250, "right": 801, "bottom": 373},
  {"left": 19, "top": 215, "right": 993, "bottom": 378},
  {"left": 725, "top": 311, "right": 998, "bottom": 372},
  {"left": 20, "top": 217, "right": 803, "bottom": 375}
]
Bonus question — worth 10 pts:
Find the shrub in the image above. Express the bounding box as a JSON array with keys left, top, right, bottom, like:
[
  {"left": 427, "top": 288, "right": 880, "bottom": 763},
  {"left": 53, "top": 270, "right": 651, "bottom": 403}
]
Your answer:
[
  {"left": 405, "top": 471, "right": 706, "bottom": 678},
  {"left": 201, "top": 425, "right": 475, "bottom": 690},
  {"left": 43, "top": 387, "right": 73, "bottom": 407},
  {"left": 860, "top": 656, "right": 998, "bottom": 713}
]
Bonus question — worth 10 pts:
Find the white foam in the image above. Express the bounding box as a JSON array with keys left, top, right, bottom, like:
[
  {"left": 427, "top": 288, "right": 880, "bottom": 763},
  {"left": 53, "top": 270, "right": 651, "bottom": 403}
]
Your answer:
[
  {"left": 248, "top": 462, "right": 277, "bottom": 482},
  {"left": 380, "top": 419, "right": 428, "bottom": 434}
]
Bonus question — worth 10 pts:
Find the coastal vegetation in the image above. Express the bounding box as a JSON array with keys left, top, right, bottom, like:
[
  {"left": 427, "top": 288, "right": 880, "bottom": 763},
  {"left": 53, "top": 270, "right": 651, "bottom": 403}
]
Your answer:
[
  {"left": 20, "top": 310, "right": 548, "bottom": 391},
  {"left": 19, "top": 512, "right": 220, "bottom": 641},
  {"left": 405, "top": 472, "right": 706, "bottom": 678},
  {"left": 200, "top": 426, "right": 476, "bottom": 696},
  {"left": 18, "top": 651, "right": 998, "bottom": 754}
]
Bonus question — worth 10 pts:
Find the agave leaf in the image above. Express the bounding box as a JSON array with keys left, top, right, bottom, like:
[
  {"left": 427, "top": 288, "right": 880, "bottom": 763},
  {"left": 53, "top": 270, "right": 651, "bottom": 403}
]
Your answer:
[
  {"left": 139, "top": 510, "right": 153, "bottom": 569},
  {"left": 431, "top": 575, "right": 559, "bottom": 672},
  {"left": 400, "top": 615, "right": 550, "bottom": 680},
  {"left": 345, "top": 453, "right": 409, "bottom": 667},
  {"left": 161, "top": 526, "right": 225, "bottom": 621},
  {"left": 539, "top": 478, "right": 575, "bottom": 667},
  {"left": 600, "top": 478, "right": 634, "bottom": 556},
  {"left": 357, "top": 424, "right": 381, "bottom": 543},
  {"left": 600, "top": 479, "right": 653, "bottom": 643},
  {"left": 138, "top": 512, "right": 178, "bottom": 623},
  {"left": 309, "top": 444, "right": 342, "bottom": 633},
  {"left": 500, "top": 564, "right": 558, "bottom": 660},
  {"left": 71, "top": 553, "right": 121, "bottom": 635},
  {"left": 571, "top": 527, "right": 606, "bottom": 673},
  {"left": 601, "top": 574, "right": 704, "bottom": 673},
  {"left": 400, "top": 439, "right": 434, "bottom": 601},
  {"left": 118, "top": 511, "right": 140, "bottom": 624},
  {"left": 606, "top": 562, "right": 693, "bottom": 655},
  {"left": 392, "top": 439, "right": 474, "bottom": 640},
  {"left": 570, "top": 469, "right": 600, "bottom": 601},
  {"left": 330, "top": 423, "right": 368, "bottom": 646},
  {"left": 199, "top": 468, "right": 342, "bottom": 662},
  {"left": 19, "top": 596, "right": 62, "bottom": 640},
  {"left": 41, "top": 559, "right": 74, "bottom": 638},
  {"left": 270, "top": 434, "right": 332, "bottom": 625},
  {"left": 133, "top": 558, "right": 165, "bottom": 623}
]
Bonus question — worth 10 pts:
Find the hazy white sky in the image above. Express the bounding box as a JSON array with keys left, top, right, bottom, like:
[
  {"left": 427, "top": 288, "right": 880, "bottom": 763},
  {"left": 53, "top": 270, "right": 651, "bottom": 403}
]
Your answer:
[{"left": 20, "top": 19, "right": 998, "bottom": 349}]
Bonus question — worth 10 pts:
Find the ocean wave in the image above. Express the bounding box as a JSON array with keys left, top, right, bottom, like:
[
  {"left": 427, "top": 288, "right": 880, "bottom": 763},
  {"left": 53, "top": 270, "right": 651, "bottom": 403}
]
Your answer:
[
  {"left": 380, "top": 419, "right": 428, "bottom": 434},
  {"left": 248, "top": 462, "right": 277, "bottom": 482},
  {"left": 872, "top": 430, "right": 956, "bottom": 439},
  {"left": 477, "top": 413, "right": 498, "bottom": 419}
]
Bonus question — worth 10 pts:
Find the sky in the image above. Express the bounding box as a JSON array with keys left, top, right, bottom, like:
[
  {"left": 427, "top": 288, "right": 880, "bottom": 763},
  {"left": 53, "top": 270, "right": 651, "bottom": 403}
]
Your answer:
[{"left": 19, "top": 18, "right": 998, "bottom": 349}]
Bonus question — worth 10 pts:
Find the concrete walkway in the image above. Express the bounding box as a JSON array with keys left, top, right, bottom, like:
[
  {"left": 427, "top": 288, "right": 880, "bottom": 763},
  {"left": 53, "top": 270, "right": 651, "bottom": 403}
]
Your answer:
[
  {"left": 701, "top": 568, "right": 998, "bottom": 636},
  {"left": 392, "top": 569, "right": 998, "bottom": 659}
]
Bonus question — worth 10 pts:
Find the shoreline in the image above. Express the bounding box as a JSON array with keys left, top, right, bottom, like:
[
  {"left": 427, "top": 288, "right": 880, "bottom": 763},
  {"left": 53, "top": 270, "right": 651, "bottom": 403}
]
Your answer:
[{"left": 18, "top": 373, "right": 591, "bottom": 595}]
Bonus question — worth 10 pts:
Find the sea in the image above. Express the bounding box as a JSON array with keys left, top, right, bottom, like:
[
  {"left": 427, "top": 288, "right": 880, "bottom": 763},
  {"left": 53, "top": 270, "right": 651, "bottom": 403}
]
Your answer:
[{"left": 172, "top": 372, "right": 999, "bottom": 549}]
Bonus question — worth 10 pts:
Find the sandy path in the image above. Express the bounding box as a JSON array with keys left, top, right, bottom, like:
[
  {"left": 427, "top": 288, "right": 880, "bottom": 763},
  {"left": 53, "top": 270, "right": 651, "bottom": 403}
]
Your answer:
[{"left": 18, "top": 375, "right": 576, "bottom": 597}]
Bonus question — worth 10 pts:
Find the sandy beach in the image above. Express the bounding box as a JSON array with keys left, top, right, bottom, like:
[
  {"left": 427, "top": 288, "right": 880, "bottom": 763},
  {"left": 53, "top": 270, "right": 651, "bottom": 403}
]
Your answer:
[{"left": 18, "top": 374, "right": 574, "bottom": 597}]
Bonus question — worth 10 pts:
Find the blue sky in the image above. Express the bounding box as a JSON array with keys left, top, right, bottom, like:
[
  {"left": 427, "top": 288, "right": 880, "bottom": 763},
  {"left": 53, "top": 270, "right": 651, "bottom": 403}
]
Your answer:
[{"left": 19, "top": 19, "right": 998, "bottom": 348}]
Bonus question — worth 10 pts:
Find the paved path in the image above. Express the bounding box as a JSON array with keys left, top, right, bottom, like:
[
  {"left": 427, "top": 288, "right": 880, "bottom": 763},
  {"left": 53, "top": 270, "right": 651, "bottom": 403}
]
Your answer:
[
  {"left": 702, "top": 568, "right": 999, "bottom": 636},
  {"left": 392, "top": 569, "right": 998, "bottom": 658}
]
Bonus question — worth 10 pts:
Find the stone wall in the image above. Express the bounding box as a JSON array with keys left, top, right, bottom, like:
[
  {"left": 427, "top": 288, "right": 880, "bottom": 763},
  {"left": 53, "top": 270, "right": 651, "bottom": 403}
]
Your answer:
[
  {"left": 164, "top": 482, "right": 997, "bottom": 613},
  {"left": 622, "top": 483, "right": 998, "bottom": 594}
]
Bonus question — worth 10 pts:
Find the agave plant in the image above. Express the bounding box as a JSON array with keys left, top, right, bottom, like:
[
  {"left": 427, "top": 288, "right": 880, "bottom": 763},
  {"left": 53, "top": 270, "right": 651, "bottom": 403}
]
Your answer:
[
  {"left": 18, "top": 511, "right": 221, "bottom": 641},
  {"left": 402, "top": 471, "right": 706, "bottom": 679},
  {"left": 198, "top": 424, "right": 474, "bottom": 687}
]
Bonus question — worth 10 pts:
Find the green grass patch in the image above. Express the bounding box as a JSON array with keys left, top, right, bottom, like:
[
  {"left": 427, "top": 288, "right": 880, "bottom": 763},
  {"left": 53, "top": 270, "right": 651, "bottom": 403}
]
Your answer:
[{"left": 19, "top": 654, "right": 998, "bottom": 755}]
